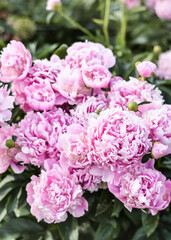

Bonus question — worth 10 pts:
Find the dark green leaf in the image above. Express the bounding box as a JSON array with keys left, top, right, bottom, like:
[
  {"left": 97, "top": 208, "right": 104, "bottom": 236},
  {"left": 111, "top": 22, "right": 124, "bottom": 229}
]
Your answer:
[
  {"left": 138, "top": 101, "right": 151, "bottom": 106},
  {"left": 53, "top": 44, "right": 68, "bottom": 59},
  {"left": 94, "top": 221, "right": 115, "bottom": 240},
  {"left": 141, "top": 212, "right": 159, "bottom": 237},
  {"left": 111, "top": 199, "right": 123, "bottom": 217},
  {"left": 132, "top": 227, "right": 146, "bottom": 240},
  {"left": 69, "top": 218, "right": 79, "bottom": 240}
]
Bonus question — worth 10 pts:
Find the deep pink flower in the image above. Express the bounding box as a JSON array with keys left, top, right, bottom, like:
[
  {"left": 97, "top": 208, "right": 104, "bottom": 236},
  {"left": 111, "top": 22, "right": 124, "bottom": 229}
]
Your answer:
[
  {"left": 109, "top": 77, "right": 163, "bottom": 110},
  {"left": 0, "top": 40, "right": 32, "bottom": 82},
  {"left": 26, "top": 163, "right": 88, "bottom": 223},
  {"left": 155, "top": 0, "right": 171, "bottom": 20},
  {"left": 82, "top": 64, "right": 112, "bottom": 89},
  {"left": 87, "top": 108, "right": 151, "bottom": 171},
  {"left": 156, "top": 50, "right": 171, "bottom": 80},
  {"left": 0, "top": 85, "right": 14, "bottom": 126},
  {"left": 108, "top": 159, "right": 171, "bottom": 215},
  {"left": 66, "top": 41, "right": 116, "bottom": 69},
  {"left": 15, "top": 108, "right": 72, "bottom": 167},
  {"left": 137, "top": 61, "right": 157, "bottom": 77}
]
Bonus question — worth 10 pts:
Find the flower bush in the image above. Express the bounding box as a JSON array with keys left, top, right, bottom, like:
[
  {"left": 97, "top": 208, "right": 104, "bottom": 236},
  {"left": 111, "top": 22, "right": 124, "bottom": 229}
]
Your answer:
[{"left": 0, "top": 0, "right": 171, "bottom": 240}]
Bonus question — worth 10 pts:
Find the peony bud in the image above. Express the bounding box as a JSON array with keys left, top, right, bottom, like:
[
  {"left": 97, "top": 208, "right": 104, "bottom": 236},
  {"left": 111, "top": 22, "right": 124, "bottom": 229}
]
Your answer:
[
  {"left": 6, "top": 139, "right": 15, "bottom": 148},
  {"left": 127, "top": 101, "right": 138, "bottom": 112},
  {"left": 151, "top": 142, "right": 168, "bottom": 159},
  {"left": 136, "top": 61, "right": 157, "bottom": 77}
]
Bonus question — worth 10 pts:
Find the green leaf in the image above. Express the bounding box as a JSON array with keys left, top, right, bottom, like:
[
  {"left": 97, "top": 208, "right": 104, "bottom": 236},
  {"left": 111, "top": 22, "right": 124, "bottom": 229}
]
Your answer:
[
  {"left": 132, "top": 227, "right": 146, "bottom": 240},
  {"left": 6, "top": 187, "right": 22, "bottom": 214},
  {"left": 0, "top": 218, "right": 44, "bottom": 239},
  {"left": 111, "top": 198, "right": 123, "bottom": 217},
  {"left": 44, "top": 231, "right": 54, "bottom": 240},
  {"left": 0, "top": 181, "right": 19, "bottom": 202},
  {"left": 53, "top": 44, "right": 68, "bottom": 59},
  {"left": 69, "top": 218, "right": 79, "bottom": 240},
  {"left": 94, "top": 221, "right": 115, "bottom": 240},
  {"left": 0, "top": 198, "right": 7, "bottom": 222},
  {"left": 138, "top": 101, "right": 151, "bottom": 106},
  {"left": 124, "top": 209, "right": 141, "bottom": 226},
  {"left": 156, "top": 80, "right": 171, "bottom": 86},
  {"left": 141, "top": 212, "right": 159, "bottom": 237}
]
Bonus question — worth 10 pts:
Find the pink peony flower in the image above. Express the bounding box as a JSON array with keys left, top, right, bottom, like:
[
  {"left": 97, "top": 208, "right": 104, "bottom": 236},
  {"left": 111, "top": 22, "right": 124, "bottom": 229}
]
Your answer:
[
  {"left": 0, "top": 85, "right": 14, "bottom": 126},
  {"left": 70, "top": 94, "right": 109, "bottom": 128},
  {"left": 109, "top": 77, "right": 163, "bottom": 110},
  {"left": 151, "top": 142, "right": 169, "bottom": 159},
  {"left": 57, "top": 124, "right": 91, "bottom": 169},
  {"left": 15, "top": 108, "right": 72, "bottom": 167},
  {"left": 136, "top": 61, "right": 157, "bottom": 77},
  {"left": 25, "top": 81, "right": 55, "bottom": 111},
  {"left": 142, "top": 104, "right": 171, "bottom": 147},
  {"left": 108, "top": 159, "right": 171, "bottom": 215},
  {"left": 0, "top": 124, "right": 24, "bottom": 174},
  {"left": 12, "top": 59, "right": 67, "bottom": 111},
  {"left": 156, "top": 50, "right": 171, "bottom": 80},
  {"left": 46, "top": 0, "right": 61, "bottom": 10},
  {"left": 0, "top": 40, "right": 32, "bottom": 82},
  {"left": 155, "top": 0, "right": 171, "bottom": 20},
  {"left": 72, "top": 166, "right": 103, "bottom": 192},
  {"left": 66, "top": 41, "right": 116, "bottom": 69},
  {"left": 82, "top": 64, "right": 112, "bottom": 89},
  {"left": 121, "top": 0, "right": 140, "bottom": 9},
  {"left": 145, "top": 0, "right": 157, "bottom": 10},
  {"left": 87, "top": 108, "right": 151, "bottom": 171},
  {"left": 52, "top": 65, "right": 90, "bottom": 104},
  {"left": 26, "top": 163, "right": 88, "bottom": 223}
]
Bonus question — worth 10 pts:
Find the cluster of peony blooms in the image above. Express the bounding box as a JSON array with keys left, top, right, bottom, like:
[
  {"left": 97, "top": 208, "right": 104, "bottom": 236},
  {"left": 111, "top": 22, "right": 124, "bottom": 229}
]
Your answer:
[{"left": 0, "top": 40, "right": 171, "bottom": 223}]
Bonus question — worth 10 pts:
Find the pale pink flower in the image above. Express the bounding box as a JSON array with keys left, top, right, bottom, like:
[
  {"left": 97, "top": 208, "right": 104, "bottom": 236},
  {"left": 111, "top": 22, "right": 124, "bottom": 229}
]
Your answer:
[
  {"left": 72, "top": 166, "right": 103, "bottom": 192},
  {"left": 25, "top": 81, "right": 55, "bottom": 111},
  {"left": 0, "top": 40, "right": 32, "bottom": 82},
  {"left": 12, "top": 59, "right": 67, "bottom": 111},
  {"left": 57, "top": 124, "right": 91, "bottom": 169},
  {"left": 108, "top": 159, "right": 171, "bottom": 215},
  {"left": 145, "top": 0, "right": 157, "bottom": 10},
  {"left": 46, "top": 0, "right": 61, "bottom": 10},
  {"left": 142, "top": 104, "right": 171, "bottom": 146},
  {"left": 109, "top": 77, "right": 163, "bottom": 110},
  {"left": 0, "top": 124, "right": 24, "bottom": 174},
  {"left": 156, "top": 50, "right": 171, "bottom": 80},
  {"left": 66, "top": 41, "right": 116, "bottom": 69},
  {"left": 15, "top": 108, "right": 71, "bottom": 167},
  {"left": 152, "top": 142, "right": 169, "bottom": 159},
  {"left": 88, "top": 108, "right": 151, "bottom": 171},
  {"left": 155, "top": 0, "right": 171, "bottom": 20},
  {"left": 70, "top": 94, "right": 109, "bottom": 128},
  {"left": 137, "top": 61, "right": 157, "bottom": 77},
  {"left": 0, "top": 85, "right": 14, "bottom": 126},
  {"left": 52, "top": 65, "right": 90, "bottom": 104},
  {"left": 26, "top": 163, "right": 88, "bottom": 223},
  {"left": 121, "top": 0, "right": 140, "bottom": 9},
  {"left": 82, "top": 64, "right": 112, "bottom": 89}
]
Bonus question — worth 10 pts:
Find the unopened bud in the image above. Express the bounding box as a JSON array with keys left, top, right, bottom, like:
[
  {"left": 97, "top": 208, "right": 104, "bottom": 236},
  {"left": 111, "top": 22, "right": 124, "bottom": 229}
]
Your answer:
[
  {"left": 153, "top": 45, "right": 162, "bottom": 55},
  {"left": 6, "top": 139, "right": 15, "bottom": 148},
  {"left": 128, "top": 102, "right": 138, "bottom": 112}
]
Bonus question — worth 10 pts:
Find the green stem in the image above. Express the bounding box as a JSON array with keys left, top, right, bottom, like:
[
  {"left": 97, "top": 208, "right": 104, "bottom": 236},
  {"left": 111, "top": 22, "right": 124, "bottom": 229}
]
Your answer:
[
  {"left": 57, "top": 10, "right": 96, "bottom": 40},
  {"left": 120, "top": 3, "right": 127, "bottom": 47},
  {"left": 103, "top": 0, "right": 110, "bottom": 47}
]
